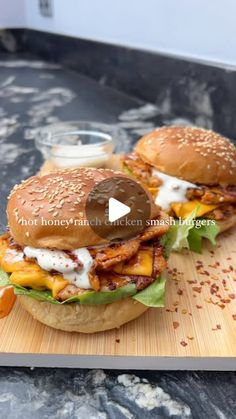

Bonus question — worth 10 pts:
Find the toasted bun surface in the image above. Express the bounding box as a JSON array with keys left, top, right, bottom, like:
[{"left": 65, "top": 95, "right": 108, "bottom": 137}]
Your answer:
[
  {"left": 7, "top": 167, "right": 158, "bottom": 249},
  {"left": 18, "top": 295, "right": 148, "bottom": 333},
  {"left": 135, "top": 126, "right": 236, "bottom": 186},
  {"left": 7, "top": 168, "right": 112, "bottom": 249}
]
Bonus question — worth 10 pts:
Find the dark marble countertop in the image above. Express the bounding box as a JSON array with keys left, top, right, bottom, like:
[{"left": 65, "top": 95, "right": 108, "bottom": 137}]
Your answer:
[
  {"left": 0, "top": 55, "right": 236, "bottom": 419},
  {"left": 1, "top": 368, "right": 236, "bottom": 419},
  {"left": 0, "top": 53, "right": 144, "bottom": 229}
]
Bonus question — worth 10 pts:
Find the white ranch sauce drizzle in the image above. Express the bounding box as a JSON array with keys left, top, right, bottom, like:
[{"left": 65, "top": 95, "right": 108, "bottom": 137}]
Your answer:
[
  {"left": 152, "top": 169, "right": 197, "bottom": 210},
  {"left": 5, "top": 248, "right": 24, "bottom": 263},
  {"left": 23, "top": 246, "right": 93, "bottom": 289}
]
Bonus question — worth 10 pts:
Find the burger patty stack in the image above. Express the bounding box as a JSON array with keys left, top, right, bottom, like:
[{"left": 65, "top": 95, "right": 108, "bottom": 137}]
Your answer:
[
  {"left": 122, "top": 126, "right": 236, "bottom": 233},
  {"left": 0, "top": 168, "right": 170, "bottom": 333}
]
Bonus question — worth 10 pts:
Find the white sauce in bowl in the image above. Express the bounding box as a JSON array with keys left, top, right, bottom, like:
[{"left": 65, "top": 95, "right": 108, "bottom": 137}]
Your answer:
[{"left": 51, "top": 145, "right": 109, "bottom": 168}]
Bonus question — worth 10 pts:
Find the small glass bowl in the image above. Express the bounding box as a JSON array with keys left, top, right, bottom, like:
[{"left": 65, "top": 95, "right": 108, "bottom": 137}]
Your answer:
[{"left": 35, "top": 121, "right": 116, "bottom": 169}]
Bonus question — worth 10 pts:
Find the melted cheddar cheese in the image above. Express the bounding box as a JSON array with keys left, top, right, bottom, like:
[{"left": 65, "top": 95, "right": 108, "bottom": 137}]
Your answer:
[
  {"left": 0, "top": 237, "right": 68, "bottom": 298},
  {"left": 146, "top": 182, "right": 219, "bottom": 219},
  {"left": 113, "top": 248, "right": 153, "bottom": 276},
  {"left": 171, "top": 200, "right": 218, "bottom": 219},
  {"left": 0, "top": 235, "right": 156, "bottom": 298}
]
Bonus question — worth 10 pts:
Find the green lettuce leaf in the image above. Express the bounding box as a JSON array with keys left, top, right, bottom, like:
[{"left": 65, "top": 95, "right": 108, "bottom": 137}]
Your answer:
[
  {"left": 172, "top": 208, "right": 198, "bottom": 251},
  {"left": 122, "top": 165, "right": 134, "bottom": 177},
  {"left": 0, "top": 269, "right": 10, "bottom": 286},
  {"left": 14, "top": 286, "right": 62, "bottom": 303},
  {"left": 133, "top": 274, "right": 166, "bottom": 307},
  {"left": 187, "top": 222, "right": 219, "bottom": 253},
  {"left": 0, "top": 269, "right": 165, "bottom": 308},
  {"left": 0, "top": 274, "right": 136, "bottom": 305},
  {"left": 169, "top": 208, "right": 220, "bottom": 253},
  {"left": 15, "top": 284, "right": 137, "bottom": 305},
  {"left": 65, "top": 284, "right": 137, "bottom": 305},
  {"left": 161, "top": 224, "right": 179, "bottom": 258}
]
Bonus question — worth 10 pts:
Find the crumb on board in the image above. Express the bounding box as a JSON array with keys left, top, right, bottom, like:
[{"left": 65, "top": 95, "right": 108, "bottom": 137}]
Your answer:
[{"left": 212, "top": 324, "right": 222, "bottom": 331}]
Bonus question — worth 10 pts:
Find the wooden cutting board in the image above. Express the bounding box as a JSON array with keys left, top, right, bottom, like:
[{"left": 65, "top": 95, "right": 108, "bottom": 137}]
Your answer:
[{"left": 0, "top": 228, "right": 235, "bottom": 370}]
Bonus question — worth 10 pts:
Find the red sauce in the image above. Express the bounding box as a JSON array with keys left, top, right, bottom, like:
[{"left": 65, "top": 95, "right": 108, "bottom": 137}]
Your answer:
[{"left": 0, "top": 286, "right": 16, "bottom": 319}]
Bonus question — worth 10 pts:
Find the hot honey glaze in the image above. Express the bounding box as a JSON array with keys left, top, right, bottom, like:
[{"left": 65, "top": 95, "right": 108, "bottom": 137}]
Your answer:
[{"left": 0, "top": 286, "right": 16, "bottom": 319}]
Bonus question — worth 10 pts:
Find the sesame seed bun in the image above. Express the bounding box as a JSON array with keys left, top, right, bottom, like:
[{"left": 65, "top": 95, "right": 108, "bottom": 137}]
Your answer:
[
  {"left": 135, "top": 126, "right": 236, "bottom": 186},
  {"left": 7, "top": 167, "right": 157, "bottom": 250},
  {"left": 18, "top": 295, "right": 148, "bottom": 333}
]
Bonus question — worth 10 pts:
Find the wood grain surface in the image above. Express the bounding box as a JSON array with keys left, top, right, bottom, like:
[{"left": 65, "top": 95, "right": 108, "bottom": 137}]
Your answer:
[{"left": 0, "top": 228, "right": 235, "bottom": 366}]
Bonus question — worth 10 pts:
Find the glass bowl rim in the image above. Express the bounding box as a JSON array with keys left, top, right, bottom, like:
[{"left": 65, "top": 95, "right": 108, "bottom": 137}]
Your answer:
[{"left": 35, "top": 121, "right": 116, "bottom": 148}]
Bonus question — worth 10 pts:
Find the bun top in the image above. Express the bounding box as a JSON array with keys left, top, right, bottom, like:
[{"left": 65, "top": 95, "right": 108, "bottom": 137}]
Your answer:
[
  {"left": 7, "top": 167, "right": 158, "bottom": 250},
  {"left": 135, "top": 126, "right": 236, "bottom": 186}
]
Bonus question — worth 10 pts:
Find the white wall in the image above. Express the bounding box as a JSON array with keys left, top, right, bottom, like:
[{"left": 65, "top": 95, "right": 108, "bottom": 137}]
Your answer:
[
  {"left": 1, "top": 0, "right": 236, "bottom": 67},
  {"left": 0, "top": 0, "right": 26, "bottom": 28}
]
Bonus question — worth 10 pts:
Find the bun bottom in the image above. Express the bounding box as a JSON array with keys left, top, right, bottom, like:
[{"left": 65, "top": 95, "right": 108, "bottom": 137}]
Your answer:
[
  {"left": 18, "top": 296, "right": 148, "bottom": 333},
  {"left": 217, "top": 214, "right": 236, "bottom": 233}
]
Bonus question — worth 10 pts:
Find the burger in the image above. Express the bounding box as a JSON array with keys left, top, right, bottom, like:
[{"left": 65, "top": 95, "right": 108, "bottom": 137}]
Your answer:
[
  {"left": 122, "top": 126, "right": 236, "bottom": 252},
  {"left": 0, "top": 168, "right": 172, "bottom": 333}
]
